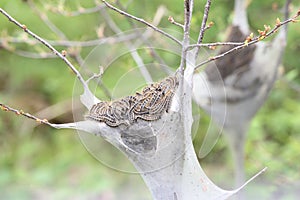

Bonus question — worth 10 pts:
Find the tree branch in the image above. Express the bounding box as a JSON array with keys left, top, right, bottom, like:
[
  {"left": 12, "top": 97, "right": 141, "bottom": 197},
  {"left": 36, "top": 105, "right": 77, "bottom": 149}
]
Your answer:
[
  {"left": 0, "top": 8, "right": 99, "bottom": 109},
  {"left": 194, "top": 0, "right": 212, "bottom": 59},
  {"left": 0, "top": 2, "right": 281, "bottom": 199},
  {"left": 0, "top": 103, "right": 54, "bottom": 127},
  {"left": 102, "top": 0, "right": 182, "bottom": 46},
  {"left": 195, "top": 11, "right": 300, "bottom": 70},
  {"left": 0, "top": 8, "right": 88, "bottom": 91},
  {"left": 179, "top": 0, "right": 194, "bottom": 73},
  {"left": 188, "top": 41, "right": 243, "bottom": 49},
  {"left": 168, "top": 16, "right": 184, "bottom": 29}
]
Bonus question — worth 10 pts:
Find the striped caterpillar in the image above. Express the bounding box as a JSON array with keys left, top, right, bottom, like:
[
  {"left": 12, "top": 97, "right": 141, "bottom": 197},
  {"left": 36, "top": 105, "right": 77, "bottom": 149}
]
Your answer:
[{"left": 86, "top": 75, "right": 179, "bottom": 127}]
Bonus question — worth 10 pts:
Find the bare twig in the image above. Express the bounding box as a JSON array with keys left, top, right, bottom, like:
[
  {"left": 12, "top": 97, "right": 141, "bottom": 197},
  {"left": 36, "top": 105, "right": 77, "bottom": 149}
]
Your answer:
[
  {"left": 194, "top": 0, "right": 212, "bottom": 59},
  {"left": 102, "top": 0, "right": 182, "bottom": 46},
  {"left": 80, "top": 65, "right": 112, "bottom": 99},
  {"left": 84, "top": 65, "right": 112, "bottom": 99},
  {"left": 0, "top": 103, "right": 54, "bottom": 127},
  {"left": 19, "top": 99, "right": 82, "bottom": 134},
  {"left": 195, "top": 11, "right": 300, "bottom": 70},
  {"left": 168, "top": 16, "right": 184, "bottom": 29},
  {"left": 0, "top": 8, "right": 89, "bottom": 92},
  {"left": 203, "top": 21, "right": 214, "bottom": 31},
  {"left": 31, "top": 0, "right": 112, "bottom": 99},
  {"left": 179, "top": 0, "right": 194, "bottom": 73},
  {"left": 86, "top": 66, "right": 104, "bottom": 84},
  {"left": 188, "top": 41, "right": 243, "bottom": 49}
]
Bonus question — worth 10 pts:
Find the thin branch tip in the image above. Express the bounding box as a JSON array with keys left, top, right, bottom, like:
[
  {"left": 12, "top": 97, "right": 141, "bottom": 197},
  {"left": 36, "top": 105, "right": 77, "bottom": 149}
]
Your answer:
[
  {"left": 0, "top": 103, "right": 52, "bottom": 127},
  {"left": 195, "top": 0, "right": 212, "bottom": 59},
  {"left": 168, "top": 16, "right": 184, "bottom": 28}
]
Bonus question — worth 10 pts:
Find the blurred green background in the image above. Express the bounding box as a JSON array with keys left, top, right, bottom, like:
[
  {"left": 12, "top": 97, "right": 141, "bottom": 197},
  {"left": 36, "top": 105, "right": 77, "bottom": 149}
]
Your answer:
[{"left": 0, "top": 0, "right": 299, "bottom": 199}]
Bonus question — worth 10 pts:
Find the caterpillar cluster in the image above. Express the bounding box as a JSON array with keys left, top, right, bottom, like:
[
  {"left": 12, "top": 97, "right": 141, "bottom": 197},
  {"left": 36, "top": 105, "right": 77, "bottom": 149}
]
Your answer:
[{"left": 86, "top": 75, "right": 179, "bottom": 127}]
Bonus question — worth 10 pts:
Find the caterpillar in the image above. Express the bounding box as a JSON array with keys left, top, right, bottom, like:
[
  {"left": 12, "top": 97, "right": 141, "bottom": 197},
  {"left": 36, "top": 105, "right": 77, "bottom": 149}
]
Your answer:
[{"left": 86, "top": 75, "right": 179, "bottom": 127}]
